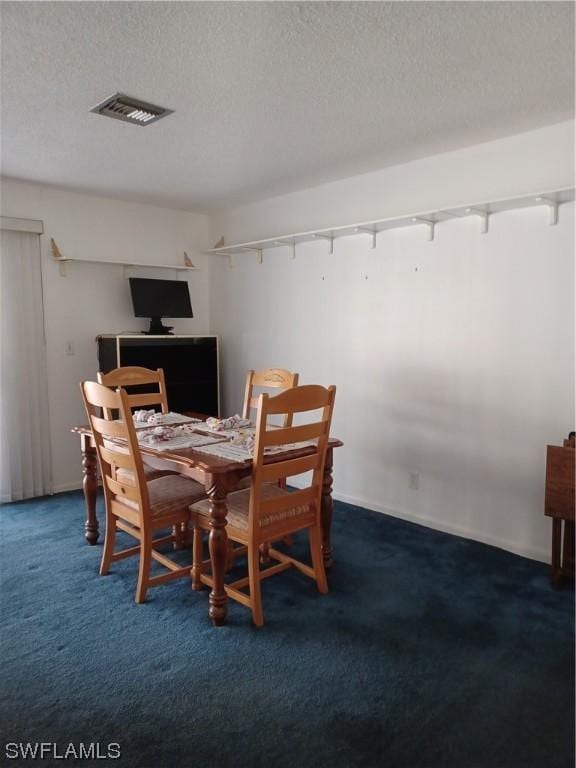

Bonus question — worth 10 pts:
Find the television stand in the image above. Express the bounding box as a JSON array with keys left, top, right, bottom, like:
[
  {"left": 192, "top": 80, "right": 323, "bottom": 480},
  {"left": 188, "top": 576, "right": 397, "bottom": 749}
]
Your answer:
[
  {"left": 96, "top": 334, "right": 220, "bottom": 416},
  {"left": 145, "top": 317, "right": 174, "bottom": 335}
]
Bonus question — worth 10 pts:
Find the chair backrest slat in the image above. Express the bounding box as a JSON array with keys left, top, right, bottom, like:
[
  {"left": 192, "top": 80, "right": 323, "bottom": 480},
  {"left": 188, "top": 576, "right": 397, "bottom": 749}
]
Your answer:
[
  {"left": 125, "top": 392, "right": 169, "bottom": 409},
  {"left": 242, "top": 368, "right": 299, "bottom": 427},
  {"left": 260, "top": 486, "right": 318, "bottom": 517},
  {"left": 261, "top": 421, "right": 326, "bottom": 448},
  {"left": 84, "top": 381, "right": 123, "bottom": 410},
  {"left": 249, "top": 384, "right": 336, "bottom": 533},
  {"left": 105, "top": 475, "right": 140, "bottom": 502},
  {"left": 91, "top": 415, "right": 128, "bottom": 439},
  {"left": 99, "top": 366, "right": 166, "bottom": 387},
  {"left": 99, "top": 444, "right": 136, "bottom": 471},
  {"left": 259, "top": 453, "right": 320, "bottom": 484},
  {"left": 262, "top": 384, "right": 330, "bottom": 415}
]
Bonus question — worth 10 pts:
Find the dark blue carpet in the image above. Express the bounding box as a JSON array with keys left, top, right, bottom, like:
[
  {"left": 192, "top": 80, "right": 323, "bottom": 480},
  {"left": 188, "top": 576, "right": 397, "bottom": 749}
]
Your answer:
[{"left": 0, "top": 491, "right": 573, "bottom": 768}]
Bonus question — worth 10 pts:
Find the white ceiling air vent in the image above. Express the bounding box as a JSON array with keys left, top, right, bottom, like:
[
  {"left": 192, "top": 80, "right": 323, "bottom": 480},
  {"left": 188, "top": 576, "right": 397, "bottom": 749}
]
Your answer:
[{"left": 90, "top": 93, "right": 173, "bottom": 126}]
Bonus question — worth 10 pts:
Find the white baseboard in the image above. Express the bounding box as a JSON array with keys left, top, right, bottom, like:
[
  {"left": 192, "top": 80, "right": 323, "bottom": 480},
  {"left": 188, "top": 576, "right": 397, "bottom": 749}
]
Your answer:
[
  {"left": 51, "top": 481, "right": 84, "bottom": 494},
  {"left": 330, "top": 488, "right": 550, "bottom": 564},
  {"left": 49, "top": 478, "right": 550, "bottom": 565}
]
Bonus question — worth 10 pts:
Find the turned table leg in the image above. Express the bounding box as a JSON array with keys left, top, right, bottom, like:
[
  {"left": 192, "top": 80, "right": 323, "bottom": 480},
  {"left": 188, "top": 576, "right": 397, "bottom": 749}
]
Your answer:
[
  {"left": 551, "top": 518, "right": 562, "bottom": 587},
  {"left": 206, "top": 476, "right": 229, "bottom": 626},
  {"left": 562, "top": 520, "right": 575, "bottom": 576},
  {"left": 321, "top": 447, "right": 335, "bottom": 570},
  {"left": 81, "top": 434, "right": 99, "bottom": 545}
]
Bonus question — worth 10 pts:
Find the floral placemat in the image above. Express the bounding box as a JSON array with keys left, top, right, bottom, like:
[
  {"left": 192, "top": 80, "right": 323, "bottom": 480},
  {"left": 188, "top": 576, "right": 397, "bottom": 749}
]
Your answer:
[{"left": 133, "top": 411, "right": 201, "bottom": 429}]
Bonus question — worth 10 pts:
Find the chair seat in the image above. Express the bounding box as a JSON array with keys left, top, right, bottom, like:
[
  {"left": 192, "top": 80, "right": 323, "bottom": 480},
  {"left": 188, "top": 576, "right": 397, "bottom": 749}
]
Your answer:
[
  {"left": 191, "top": 483, "right": 309, "bottom": 532},
  {"left": 118, "top": 475, "right": 206, "bottom": 520}
]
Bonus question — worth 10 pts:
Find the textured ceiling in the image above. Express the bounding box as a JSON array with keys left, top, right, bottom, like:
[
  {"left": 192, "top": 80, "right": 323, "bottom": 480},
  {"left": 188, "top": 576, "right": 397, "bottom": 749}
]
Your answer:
[{"left": 1, "top": 1, "right": 574, "bottom": 212}]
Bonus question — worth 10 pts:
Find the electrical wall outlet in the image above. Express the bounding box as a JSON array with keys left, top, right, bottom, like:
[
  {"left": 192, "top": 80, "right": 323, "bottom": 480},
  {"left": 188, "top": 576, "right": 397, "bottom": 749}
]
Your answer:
[{"left": 409, "top": 472, "right": 419, "bottom": 490}]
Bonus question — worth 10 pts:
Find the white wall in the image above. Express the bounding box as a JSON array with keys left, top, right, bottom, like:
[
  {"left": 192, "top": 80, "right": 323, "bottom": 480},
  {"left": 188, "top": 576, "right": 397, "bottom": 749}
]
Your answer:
[
  {"left": 209, "top": 121, "right": 575, "bottom": 562},
  {"left": 0, "top": 178, "right": 211, "bottom": 492},
  {"left": 2, "top": 121, "right": 573, "bottom": 562}
]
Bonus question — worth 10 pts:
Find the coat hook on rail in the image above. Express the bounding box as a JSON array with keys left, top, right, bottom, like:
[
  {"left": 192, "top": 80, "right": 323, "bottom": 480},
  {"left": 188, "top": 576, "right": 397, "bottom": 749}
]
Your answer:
[
  {"left": 354, "top": 227, "right": 378, "bottom": 249},
  {"left": 238, "top": 245, "right": 263, "bottom": 263},
  {"left": 535, "top": 196, "right": 559, "bottom": 226},
  {"left": 411, "top": 217, "right": 436, "bottom": 241},
  {"left": 311, "top": 233, "right": 335, "bottom": 254},
  {"left": 274, "top": 240, "right": 296, "bottom": 259},
  {"left": 465, "top": 208, "right": 490, "bottom": 234}
]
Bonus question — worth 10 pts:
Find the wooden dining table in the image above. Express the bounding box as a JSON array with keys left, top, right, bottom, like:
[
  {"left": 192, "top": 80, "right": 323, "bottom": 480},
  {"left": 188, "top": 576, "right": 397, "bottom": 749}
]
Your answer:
[{"left": 72, "top": 425, "right": 343, "bottom": 626}]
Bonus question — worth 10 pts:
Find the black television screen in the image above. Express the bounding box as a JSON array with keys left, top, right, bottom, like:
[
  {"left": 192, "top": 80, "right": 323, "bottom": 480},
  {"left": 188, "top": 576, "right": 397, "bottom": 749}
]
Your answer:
[{"left": 129, "top": 278, "right": 193, "bottom": 319}]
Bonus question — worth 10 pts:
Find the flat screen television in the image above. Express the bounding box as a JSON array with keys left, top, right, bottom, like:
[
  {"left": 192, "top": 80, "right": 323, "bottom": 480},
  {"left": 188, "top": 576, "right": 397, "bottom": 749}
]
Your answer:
[{"left": 129, "top": 277, "right": 193, "bottom": 335}]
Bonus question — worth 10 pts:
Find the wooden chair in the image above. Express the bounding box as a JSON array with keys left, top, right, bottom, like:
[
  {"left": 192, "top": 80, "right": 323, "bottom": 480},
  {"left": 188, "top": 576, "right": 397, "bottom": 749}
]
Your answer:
[
  {"left": 81, "top": 381, "right": 207, "bottom": 603},
  {"left": 242, "top": 368, "right": 301, "bottom": 561},
  {"left": 97, "top": 365, "right": 192, "bottom": 548},
  {"left": 97, "top": 366, "right": 173, "bottom": 481},
  {"left": 191, "top": 384, "right": 336, "bottom": 626},
  {"left": 242, "top": 368, "right": 299, "bottom": 426}
]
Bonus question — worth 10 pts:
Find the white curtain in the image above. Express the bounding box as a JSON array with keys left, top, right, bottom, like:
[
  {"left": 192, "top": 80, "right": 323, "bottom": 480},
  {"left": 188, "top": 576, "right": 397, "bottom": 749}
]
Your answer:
[{"left": 0, "top": 230, "right": 52, "bottom": 501}]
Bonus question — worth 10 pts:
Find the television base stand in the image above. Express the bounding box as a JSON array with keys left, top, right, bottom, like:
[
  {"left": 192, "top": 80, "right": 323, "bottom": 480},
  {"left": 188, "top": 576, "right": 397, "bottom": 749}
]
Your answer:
[{"left": 144, "top": 318, "right": 174, "bottom": 335}]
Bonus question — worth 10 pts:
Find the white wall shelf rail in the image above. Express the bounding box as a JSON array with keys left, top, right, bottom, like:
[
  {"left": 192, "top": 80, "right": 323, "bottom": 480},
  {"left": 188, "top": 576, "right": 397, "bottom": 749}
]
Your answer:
[
  {"left": 50, "top": 238, "right": 199, "bottom": 276},
  {"left": 206, "top": 187, "right": 574, "bottom": 265}
]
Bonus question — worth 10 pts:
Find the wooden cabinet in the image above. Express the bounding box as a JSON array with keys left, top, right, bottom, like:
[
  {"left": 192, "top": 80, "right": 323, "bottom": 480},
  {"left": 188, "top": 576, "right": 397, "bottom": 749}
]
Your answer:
[
  {"left": 96, "top": 334, "right": 220, "bottom": 417},
  {"left": 545, "top": 433, "right": 575, "bottom": 586}
]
